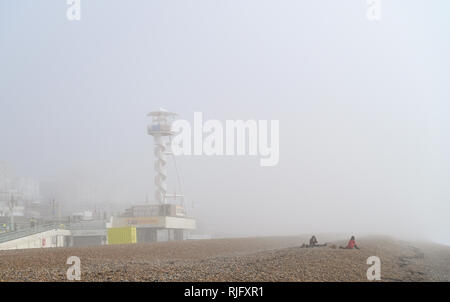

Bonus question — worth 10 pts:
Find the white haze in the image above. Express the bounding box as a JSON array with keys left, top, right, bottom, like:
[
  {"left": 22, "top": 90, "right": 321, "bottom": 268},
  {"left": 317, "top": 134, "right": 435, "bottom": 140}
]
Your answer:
[{"left": 1, "top": 1, "right": 449, "bottom": 244}]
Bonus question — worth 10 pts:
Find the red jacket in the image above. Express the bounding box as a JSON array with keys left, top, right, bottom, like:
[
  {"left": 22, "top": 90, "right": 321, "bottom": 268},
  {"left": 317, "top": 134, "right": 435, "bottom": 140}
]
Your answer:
[{"left": 346, "top": 239, "right": 355, "bottom": 249}]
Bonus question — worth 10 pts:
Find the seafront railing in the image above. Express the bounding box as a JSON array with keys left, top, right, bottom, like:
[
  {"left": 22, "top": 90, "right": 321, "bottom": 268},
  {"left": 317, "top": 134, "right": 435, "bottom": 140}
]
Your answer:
[{"left": 0, "top": 223, "right": 65, "bottom": 244}]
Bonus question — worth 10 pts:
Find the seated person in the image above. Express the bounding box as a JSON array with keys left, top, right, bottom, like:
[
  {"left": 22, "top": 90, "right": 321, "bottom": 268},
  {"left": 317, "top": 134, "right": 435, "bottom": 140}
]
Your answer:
[
  {"left": 301, "top": 235, "right": 327, "bottom": 248},
  {"left": 310, "top": 235, "right": 318, "bottom": 246},
  {"left": 340, "top": 236, "right": 360, "bottom": 249}
]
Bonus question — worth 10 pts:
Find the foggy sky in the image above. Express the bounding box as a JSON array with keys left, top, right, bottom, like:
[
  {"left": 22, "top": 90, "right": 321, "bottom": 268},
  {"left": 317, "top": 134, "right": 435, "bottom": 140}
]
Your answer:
[{"left": 1, "top": 1, "right": 449, "bottom": 244}]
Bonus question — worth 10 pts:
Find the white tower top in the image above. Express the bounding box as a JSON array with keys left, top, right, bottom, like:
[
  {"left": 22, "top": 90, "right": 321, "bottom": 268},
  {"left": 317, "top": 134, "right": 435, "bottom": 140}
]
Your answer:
[{"left": 147, "top": 108, "right": 177, "bottom": 136}]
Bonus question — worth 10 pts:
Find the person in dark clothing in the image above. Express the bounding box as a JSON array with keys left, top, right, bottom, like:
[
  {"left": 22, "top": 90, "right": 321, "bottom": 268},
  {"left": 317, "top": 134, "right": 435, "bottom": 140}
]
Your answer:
[
  {"left": 301, "top": 235, "right": 327, "bottom": 248},
  {"left": 309, "top": 235, "right": 318, "bottom": 246}
]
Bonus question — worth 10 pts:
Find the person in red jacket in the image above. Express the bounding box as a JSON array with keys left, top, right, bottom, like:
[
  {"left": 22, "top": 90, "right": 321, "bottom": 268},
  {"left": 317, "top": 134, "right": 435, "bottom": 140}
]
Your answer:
[{"left": 340, "top": 236, "right": 360, "bottom": 249}]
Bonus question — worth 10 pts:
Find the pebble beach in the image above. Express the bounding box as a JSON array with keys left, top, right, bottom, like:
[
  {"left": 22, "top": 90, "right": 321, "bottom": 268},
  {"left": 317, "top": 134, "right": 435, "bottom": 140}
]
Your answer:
[{"left": 0, "top": 236, "right": 449, "bottom": 282}]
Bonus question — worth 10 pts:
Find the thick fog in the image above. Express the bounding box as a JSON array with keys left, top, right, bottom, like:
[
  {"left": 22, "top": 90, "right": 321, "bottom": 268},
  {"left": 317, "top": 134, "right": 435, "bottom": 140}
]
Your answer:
[{"left": 1, "top": 1, "right": 449, "bottom": 244}]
